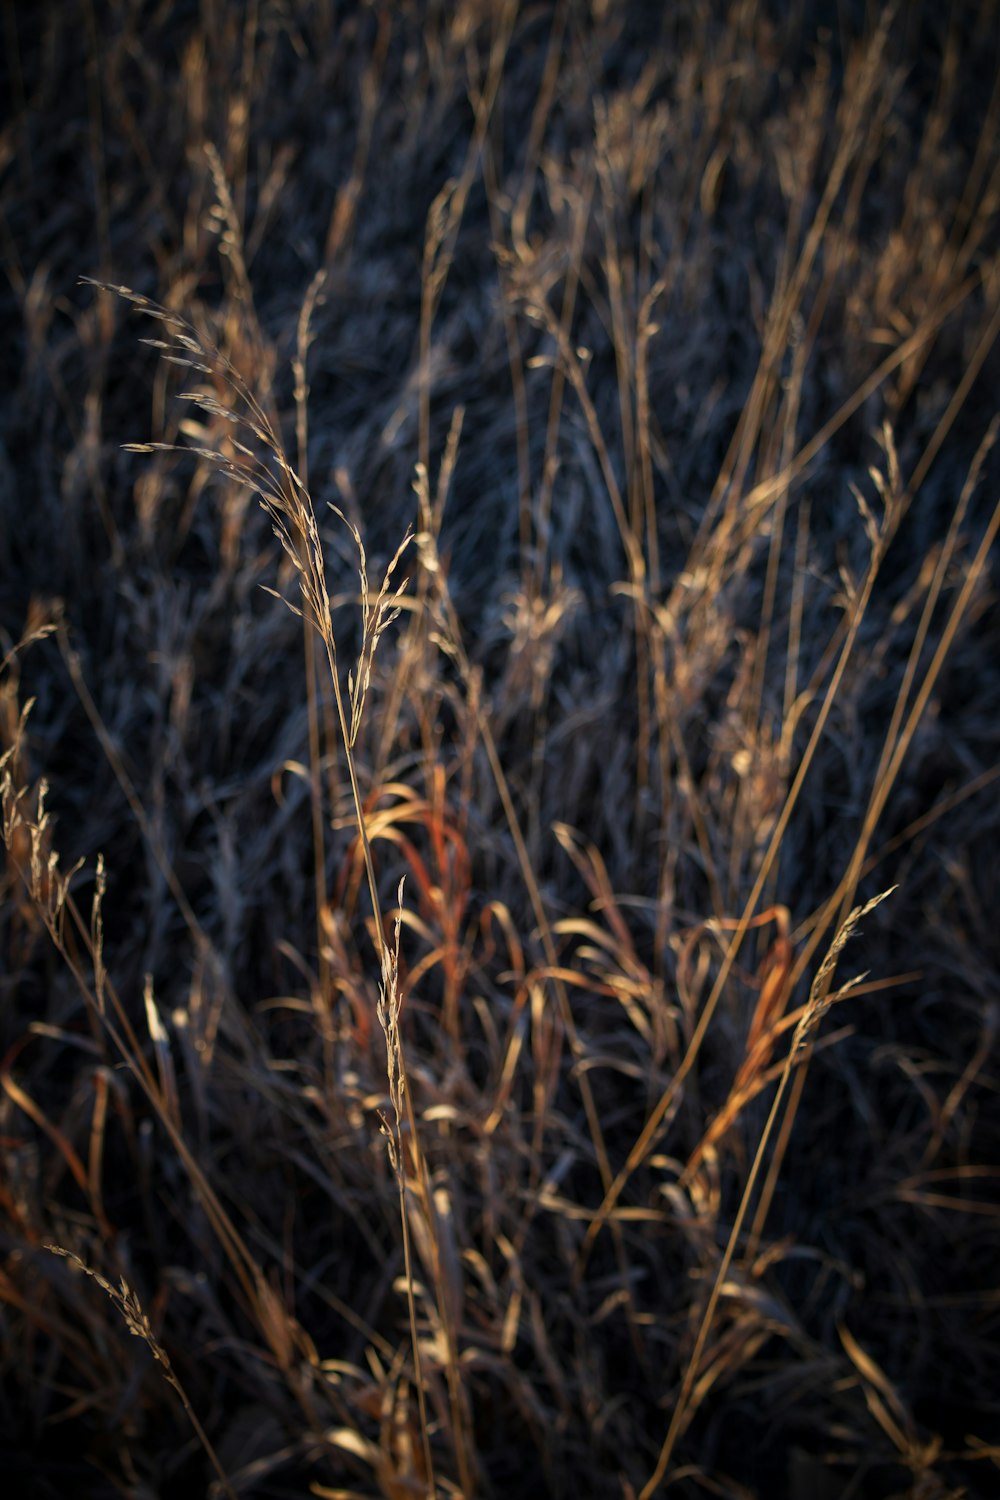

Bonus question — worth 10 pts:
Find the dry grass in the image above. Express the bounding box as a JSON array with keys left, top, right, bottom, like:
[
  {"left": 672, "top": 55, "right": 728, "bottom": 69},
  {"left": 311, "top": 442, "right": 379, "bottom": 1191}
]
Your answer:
[{"left": 2, "top": 2, "right": 1000, "bottom": 1496}]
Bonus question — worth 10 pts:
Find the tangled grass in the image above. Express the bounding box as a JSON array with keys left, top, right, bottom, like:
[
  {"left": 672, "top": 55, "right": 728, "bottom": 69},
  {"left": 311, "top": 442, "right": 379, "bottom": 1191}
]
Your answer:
[{"left": 2, "top": 2, "right": 999, "bottom": 1496}]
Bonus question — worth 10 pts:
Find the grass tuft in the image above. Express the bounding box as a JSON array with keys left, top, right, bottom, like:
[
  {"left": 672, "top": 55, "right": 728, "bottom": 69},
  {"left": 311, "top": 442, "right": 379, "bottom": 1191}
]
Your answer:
[{"left": 2, "top": 3, "right": 999, "bottom": 1496}]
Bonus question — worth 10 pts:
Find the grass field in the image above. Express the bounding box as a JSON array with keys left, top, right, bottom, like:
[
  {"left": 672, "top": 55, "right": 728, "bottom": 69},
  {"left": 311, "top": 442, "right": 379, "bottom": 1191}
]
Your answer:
[{"left": 2, "top": 2, "right": 1000, "bottom": 1496}]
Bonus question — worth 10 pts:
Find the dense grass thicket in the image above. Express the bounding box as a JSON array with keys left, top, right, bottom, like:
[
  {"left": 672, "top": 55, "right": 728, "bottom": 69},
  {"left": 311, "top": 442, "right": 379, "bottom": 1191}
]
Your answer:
[{"left": 2, "top": 2, "right": 1000, "bottom": 1496}]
